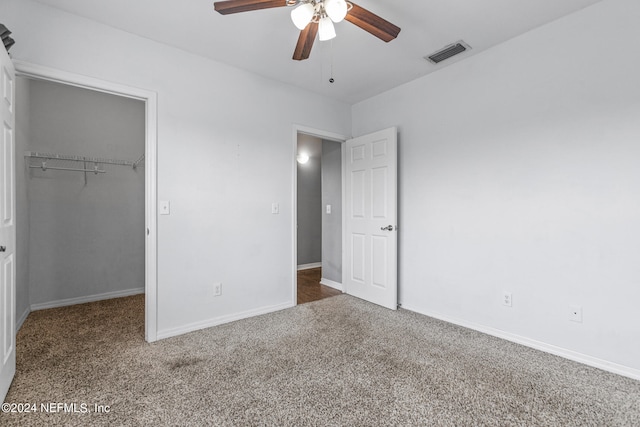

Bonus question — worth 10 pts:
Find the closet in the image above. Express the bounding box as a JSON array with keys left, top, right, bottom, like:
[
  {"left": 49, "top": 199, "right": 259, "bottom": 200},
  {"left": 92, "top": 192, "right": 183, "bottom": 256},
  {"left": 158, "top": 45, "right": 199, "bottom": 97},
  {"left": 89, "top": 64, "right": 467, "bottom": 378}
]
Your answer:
[{"left": 16, "top": 77, "right": 145, "bottom": 318}]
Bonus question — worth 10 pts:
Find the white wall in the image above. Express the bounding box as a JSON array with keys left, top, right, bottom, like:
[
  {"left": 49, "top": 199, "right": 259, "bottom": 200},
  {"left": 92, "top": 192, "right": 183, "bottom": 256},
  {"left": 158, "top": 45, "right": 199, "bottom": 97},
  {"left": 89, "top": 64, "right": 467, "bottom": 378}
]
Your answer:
[
  {"left": 0, "top": 0, "right": 351, "bottom": 336},
  {"left": 24, "top": 79, "right": 145, "bottom": 307},
  {"left": 352, "top": 0, "right": 640, "bottom": 375},
  {"left": 15, "top": 77, "right": 30, "bottom": 328}
]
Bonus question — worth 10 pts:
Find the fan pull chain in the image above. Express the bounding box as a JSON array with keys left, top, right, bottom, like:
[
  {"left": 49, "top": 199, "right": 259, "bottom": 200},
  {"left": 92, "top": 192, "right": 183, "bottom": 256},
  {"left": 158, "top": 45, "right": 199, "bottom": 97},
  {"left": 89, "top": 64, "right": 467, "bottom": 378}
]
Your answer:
[{"left": 329, "top": 40, "right": 335, "bottom": 84}]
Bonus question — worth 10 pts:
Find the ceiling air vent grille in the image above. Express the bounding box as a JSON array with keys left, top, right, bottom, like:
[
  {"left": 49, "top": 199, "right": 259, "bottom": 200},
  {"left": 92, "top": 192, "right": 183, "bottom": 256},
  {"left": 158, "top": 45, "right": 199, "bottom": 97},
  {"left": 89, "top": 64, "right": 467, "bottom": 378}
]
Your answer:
[{"left": 426, "top": 41, "right": 471, "bottom": 64}]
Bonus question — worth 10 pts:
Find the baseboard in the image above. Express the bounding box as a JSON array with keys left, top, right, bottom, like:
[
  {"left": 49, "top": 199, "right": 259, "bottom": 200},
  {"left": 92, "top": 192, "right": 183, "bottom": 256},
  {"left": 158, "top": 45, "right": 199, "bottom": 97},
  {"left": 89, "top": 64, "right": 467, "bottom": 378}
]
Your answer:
[
  {"left": 320, "top": 277, "right": 343, "bottom": 292},
  {"left": 297, "top": 262, "right": 322, "bottom": 271},
  {"left": 156, "top": 301, "right": 294, "bottom": 340},
  {"left": 401, "top": 303, "right": 640, "bottom": 381},
  {"left": 16, "top": 307, "right": 31, "bottom": 332},
  {"left": 30, "top": 287, "right": 145, "bottom": 311}
]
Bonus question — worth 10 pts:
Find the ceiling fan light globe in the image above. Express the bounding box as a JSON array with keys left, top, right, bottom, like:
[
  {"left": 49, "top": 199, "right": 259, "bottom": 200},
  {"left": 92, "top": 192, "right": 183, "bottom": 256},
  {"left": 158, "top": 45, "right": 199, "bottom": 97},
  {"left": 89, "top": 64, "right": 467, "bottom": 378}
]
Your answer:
[
  {"left": 324, "top": 0, "right": 348, "bottom": 23},
  {"left": 318, "top": 16, "right": 336, "bottom": 41},
  {"left": 291, "top": 3, "right": 315, "bottom": 30}
]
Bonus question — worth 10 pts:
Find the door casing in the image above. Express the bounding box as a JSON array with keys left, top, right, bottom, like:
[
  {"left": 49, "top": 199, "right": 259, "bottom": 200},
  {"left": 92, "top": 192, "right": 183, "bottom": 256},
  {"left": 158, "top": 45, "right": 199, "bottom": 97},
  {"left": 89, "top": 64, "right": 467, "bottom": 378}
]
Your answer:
[{"left": 14, "top": 61, "right": 159, "bottom": 342}]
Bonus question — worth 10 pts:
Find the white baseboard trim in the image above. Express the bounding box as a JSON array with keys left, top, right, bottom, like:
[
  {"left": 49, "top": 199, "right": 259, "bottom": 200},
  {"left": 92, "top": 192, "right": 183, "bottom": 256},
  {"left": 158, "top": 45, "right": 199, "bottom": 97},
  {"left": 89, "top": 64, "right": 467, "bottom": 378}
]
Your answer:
[
  {"left": 297, "top": 262, "right": 322, "bottom": 271},
  {"left": 16, "top": 307, "right": 31, "bottom": 332},
  {"left": 156, "top": 301, "right": 294, "bottom": 341},
  {"left": 401, "top": 303, "right": 640, "bottom": 381},
  {"left": 30, "top": 287, "right": 145, "bottom": 311},
  {"left": 320, "top": 277, "right": 343, "bottom": 292}
]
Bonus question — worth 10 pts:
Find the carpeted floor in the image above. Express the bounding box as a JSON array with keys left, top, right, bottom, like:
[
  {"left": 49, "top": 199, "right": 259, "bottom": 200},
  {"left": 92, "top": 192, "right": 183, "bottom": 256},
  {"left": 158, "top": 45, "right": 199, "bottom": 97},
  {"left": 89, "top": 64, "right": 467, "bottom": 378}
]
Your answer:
[{"left": 2, "top": 294, "right": 640, "bottom": 426}]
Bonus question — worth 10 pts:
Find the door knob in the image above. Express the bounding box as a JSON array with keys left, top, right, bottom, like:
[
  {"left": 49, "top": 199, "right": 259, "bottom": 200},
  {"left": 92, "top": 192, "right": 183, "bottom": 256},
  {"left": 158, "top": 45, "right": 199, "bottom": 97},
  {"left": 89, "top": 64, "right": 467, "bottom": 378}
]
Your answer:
[
  {"left": 380, "top": 225, "right": 394, "bottom": 231},
  {"left": 0, "top": 246, "right": 5, "bottom": 252}
]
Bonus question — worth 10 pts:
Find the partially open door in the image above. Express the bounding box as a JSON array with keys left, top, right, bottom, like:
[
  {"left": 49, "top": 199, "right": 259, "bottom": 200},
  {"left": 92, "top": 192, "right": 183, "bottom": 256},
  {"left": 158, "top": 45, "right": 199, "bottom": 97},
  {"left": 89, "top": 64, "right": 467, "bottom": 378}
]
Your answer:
[
  {"left": 344, "top": 127, "right": 397, "bottom": 310},
  {"left": 0, "top": 46, "right": 16, "bottom": 401}
]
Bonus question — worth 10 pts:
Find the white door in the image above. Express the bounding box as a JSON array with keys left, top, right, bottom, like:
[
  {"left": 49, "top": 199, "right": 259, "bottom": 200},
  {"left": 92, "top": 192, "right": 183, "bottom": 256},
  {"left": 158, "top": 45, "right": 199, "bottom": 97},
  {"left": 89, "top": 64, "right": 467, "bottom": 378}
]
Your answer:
[
  {"left": 344, "top": 127, "right": 397, "bottom": 310},
  {"left": 0, "top": 47, "right": 16, "bottom": 402}
]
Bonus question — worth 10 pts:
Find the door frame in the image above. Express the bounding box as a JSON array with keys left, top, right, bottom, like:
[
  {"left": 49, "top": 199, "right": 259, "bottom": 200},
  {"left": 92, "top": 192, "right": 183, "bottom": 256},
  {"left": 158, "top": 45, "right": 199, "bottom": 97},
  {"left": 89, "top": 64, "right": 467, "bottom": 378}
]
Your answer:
[
  {"left": 14, "top": 61, "right": 159, "bottom": 342},
  {"left": 292, "top": 124, "right": 349, "bottom": 304}
]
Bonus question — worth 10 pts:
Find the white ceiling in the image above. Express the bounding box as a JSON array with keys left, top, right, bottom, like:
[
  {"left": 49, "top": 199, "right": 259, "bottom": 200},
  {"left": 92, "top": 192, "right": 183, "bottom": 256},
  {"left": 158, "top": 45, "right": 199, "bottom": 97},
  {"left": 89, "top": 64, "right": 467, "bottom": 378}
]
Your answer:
[{"left": 33, "top": 0, "right": 602, "bottom": 104}]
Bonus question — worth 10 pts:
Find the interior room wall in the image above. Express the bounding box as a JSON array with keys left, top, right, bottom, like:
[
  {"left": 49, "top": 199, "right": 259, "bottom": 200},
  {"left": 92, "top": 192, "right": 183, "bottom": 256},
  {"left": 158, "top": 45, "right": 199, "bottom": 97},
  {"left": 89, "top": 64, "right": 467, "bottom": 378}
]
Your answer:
[
  {"left": 24, "top": 79, "right": 145, "bottom": 307},
  {"left": 0, "top": 0, "right": 351, "bottom": 337},
  {"left": 321, "top": 139, "right": 342, "bottom": 284},
  {"left": 14, "top": 76, "right": 30, "bottom": 328},
  {"left": 352, "top": 0, "right": 640, "bottom": 375},
  {"left": 297, "top": 134, "right": 322, "bottom": 267}
]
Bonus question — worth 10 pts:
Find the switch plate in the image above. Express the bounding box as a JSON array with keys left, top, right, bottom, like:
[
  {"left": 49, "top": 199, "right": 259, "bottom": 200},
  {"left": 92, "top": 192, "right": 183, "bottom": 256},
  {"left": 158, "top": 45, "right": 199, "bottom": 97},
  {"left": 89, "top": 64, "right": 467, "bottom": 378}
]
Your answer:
[
  {"left": 569, "top": 305, "right": 582, "bottom": 322},
  {"left": 159, "top": 200, "right": 170, "bottom": 215},
  {"left": 502, "top": 292, "right": 512, "bottom": 307},
  {"left": 213, "top": 282, "right": 222, "bottom": 297},
  {"left": 271, "top": 203, "right": 279, "bottom": 214},
  {"left": 326, "top": 204, "right": 332, "bottom": 214}
]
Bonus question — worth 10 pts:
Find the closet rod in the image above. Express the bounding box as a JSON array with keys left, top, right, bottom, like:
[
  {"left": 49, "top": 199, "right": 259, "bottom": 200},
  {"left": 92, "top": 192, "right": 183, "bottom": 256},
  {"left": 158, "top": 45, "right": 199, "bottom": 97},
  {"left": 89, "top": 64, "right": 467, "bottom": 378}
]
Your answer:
[
  {"left": 24, "top": 151, "right": 136, "bottom": 167},
  {"left": 29, "top": 164, "right": 106, "bottom": 174}
]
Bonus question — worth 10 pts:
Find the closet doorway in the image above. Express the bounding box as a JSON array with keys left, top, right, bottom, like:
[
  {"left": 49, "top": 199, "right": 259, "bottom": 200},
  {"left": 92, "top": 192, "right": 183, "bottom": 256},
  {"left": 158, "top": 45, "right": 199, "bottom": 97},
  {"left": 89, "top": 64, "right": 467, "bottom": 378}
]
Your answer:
[
  {"left": 295, "top": 131, "right": 343, "bottom": 304},
  {"left": 14, "top": 63, "right": 158, "bottom": 341}
]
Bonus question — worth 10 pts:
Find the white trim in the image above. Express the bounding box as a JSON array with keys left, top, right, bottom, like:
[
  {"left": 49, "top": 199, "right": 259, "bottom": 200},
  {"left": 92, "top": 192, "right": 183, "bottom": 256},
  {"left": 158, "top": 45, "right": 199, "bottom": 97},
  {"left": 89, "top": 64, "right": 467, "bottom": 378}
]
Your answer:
[
  {"left": 341, "top": 141, "right": 347, "bottom": 296},
  {"left": 30, "top": 288, "right": 145, "bottom": 311},
  {"left": 14, "top": 60, "right": 159, "bottom": 343},
  {"left": 297, "top": 262, "right": 322, "bottom": 271},
  {"left": 16, "top": 307, "right": 30, "bottom": 332},
  {"left": 157, "top": 302, "right": 293, "bottom": 340},
  {"left": 15, "top": 61, "right": 155, "bottom": 101},
  {"left": 320, "top": 278, "right": 343, "bottom": 291},
  {"left": 401, "top": 303, "right": 640, "bottom": 381},
  {"left": 292, "top": 124, "right": 349, "bottom": 307},
  {"left": 293, "top": 125, "right": 348, "bottom": 143}
]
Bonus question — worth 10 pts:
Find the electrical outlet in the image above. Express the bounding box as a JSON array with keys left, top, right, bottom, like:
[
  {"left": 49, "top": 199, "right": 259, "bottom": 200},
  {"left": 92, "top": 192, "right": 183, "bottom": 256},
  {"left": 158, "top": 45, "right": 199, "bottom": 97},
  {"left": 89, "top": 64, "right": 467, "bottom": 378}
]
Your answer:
[
  {"left": 569, "top": 305, "right": 582, "bottom": 323},
  {"left": 213, "top": 282, "right": 222, "bottom": 297},
  {"left": 502, "top": 292, "right": 512, "bottom": 307}
]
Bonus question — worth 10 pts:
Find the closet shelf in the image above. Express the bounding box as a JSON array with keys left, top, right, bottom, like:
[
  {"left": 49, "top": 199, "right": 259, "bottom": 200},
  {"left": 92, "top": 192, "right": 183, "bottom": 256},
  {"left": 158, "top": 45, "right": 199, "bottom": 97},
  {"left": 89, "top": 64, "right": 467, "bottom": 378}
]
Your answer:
[{"left": 24, "top": 151, "right": 142, "bottom": 168}]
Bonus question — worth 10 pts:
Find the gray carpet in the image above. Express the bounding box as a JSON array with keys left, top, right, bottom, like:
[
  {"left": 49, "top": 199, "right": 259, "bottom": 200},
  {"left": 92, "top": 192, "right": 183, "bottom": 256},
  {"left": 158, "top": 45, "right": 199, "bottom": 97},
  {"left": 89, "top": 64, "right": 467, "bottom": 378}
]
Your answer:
[{"left": 2, "top": 294, "right": 639, "bottom": 426}]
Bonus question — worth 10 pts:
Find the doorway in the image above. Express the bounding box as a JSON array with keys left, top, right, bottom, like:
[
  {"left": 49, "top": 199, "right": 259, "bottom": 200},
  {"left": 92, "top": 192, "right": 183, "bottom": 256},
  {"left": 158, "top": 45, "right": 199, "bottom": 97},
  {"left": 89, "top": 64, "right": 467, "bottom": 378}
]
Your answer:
[
  {"left": 294, "top": 127, "right": 345, "bottom": 305},
  {"left": 293, "top": 125, "right": 399, "bottom": 310},
  {"left": 17, "top": 76, "right": 145, "bottom": 323},
  {"left": 14, "top": 61, "right": 158, "bottom": 341}
]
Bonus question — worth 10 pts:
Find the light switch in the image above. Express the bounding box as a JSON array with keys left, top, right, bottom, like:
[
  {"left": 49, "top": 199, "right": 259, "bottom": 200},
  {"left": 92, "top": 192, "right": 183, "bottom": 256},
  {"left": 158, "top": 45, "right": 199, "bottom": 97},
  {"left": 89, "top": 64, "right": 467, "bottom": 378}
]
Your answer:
[
  {"left": 326, "top": 204, "right": 332, "bottom": 214},
  {"left": 159, "top": 200, "right": 170, "bottom": 215},
  {"left": 272, "top": 203, "right": 279, "bottom": 214}
]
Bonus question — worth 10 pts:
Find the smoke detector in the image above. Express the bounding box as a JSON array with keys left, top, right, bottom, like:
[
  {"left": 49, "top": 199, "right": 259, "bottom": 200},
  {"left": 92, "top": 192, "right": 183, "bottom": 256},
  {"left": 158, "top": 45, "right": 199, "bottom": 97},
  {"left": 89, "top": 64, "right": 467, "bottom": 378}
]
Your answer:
[{"left": 425, "top": 40, "right": 471, "bottom": 64}]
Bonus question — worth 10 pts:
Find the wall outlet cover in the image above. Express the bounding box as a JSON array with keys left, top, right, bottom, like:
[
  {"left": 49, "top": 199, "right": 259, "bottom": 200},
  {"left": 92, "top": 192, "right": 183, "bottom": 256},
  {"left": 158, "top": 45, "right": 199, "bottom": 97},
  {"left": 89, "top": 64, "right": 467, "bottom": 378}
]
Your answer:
[
  {"left": 213, "top": 282, "right": 222, "bottom": 296},
  {"left": 502, "top": 292, "right": 512, "bottom": 307}
]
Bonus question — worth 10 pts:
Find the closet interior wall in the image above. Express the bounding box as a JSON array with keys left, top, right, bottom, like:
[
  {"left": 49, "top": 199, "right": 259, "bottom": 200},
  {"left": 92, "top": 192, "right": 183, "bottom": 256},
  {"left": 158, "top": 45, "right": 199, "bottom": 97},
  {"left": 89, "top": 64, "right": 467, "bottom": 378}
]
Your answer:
[{"left": 16, "top": 77, "right": 145, "bottom": 313}]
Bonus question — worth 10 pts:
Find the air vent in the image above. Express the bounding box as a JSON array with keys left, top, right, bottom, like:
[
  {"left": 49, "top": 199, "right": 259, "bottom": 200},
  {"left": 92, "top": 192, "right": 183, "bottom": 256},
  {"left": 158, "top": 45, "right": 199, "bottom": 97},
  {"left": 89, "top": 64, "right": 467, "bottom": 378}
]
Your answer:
[
  {"left": 0, "top": 24, "right": 15, "bottom": 53},
  {"left": 425, "top": 41, "right": 471, "bottom": 64}
]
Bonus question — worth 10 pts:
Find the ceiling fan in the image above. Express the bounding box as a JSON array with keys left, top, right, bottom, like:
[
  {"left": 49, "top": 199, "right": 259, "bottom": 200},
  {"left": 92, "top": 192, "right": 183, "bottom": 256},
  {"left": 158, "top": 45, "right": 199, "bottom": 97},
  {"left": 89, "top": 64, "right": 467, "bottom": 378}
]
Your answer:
[{"left": 213, "top": 0, "right": 401, "bottom": 61}]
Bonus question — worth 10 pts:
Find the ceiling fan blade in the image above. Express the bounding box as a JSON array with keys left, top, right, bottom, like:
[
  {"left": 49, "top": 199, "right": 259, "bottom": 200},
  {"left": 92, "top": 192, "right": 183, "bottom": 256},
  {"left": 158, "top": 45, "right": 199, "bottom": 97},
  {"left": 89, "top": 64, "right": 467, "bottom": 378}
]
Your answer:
[
  {"left": 344, "top": 2, "right": 401, "bottom": 42},
  {"left": 292, "top": 22, "right": 318, "bottom": 61},
  {"left": 214, "top": 0, "right": 287, "bottom": 15}
]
